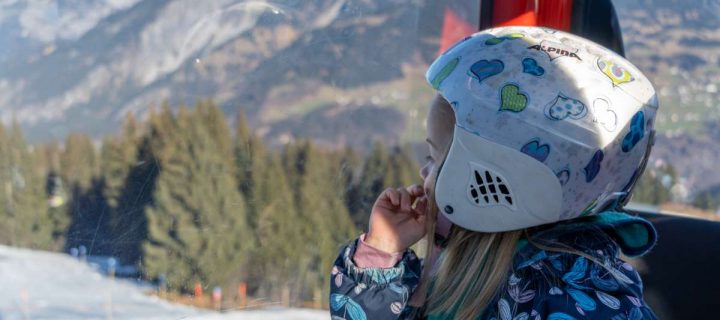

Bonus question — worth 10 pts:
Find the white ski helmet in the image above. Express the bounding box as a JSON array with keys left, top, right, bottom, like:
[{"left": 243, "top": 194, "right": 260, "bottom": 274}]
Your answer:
[{"left": 425, "top": 26, "right": 658, "bottom": 232}]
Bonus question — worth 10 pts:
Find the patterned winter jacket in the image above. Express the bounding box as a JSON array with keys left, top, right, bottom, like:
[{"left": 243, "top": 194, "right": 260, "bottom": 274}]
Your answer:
[{"left": 329, "top": 211, "right": 658, "bottom": 320}]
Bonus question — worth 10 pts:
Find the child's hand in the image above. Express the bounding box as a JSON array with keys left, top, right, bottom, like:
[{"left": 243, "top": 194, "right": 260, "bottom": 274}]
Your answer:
[{"left": 365, "top": 184, "right": 428, "bottom": 253}]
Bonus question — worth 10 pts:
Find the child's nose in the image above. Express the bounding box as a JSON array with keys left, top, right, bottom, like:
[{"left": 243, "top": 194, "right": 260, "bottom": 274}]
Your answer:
[{"left": 419, "top": 164, "right": 429, "bottom": 180}]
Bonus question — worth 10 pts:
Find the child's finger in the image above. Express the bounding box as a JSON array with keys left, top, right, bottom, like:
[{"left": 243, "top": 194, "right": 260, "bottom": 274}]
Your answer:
[
  {"left": 413, "top": 200, "right": 428, "bottom": 226},
  {"left": 384, "top": 188, "right": 399, "bottom": 206},
  {"left": 398, "top": 187, "right": 412, "bottom": 212},
  {"left": 413, "top": 196, "right": 428, "bottom": 215},
  {"left": 407, "top": 184, "right": 424, "bottom": 198},
  {"left": 415, "top": 208, "right": 427, "bottom": 225}
]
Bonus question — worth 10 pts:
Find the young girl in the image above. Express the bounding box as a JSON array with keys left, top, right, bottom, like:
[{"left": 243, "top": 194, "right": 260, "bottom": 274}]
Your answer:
[{"left": 330, "top": 26, "right": 659, "bottom": 320}]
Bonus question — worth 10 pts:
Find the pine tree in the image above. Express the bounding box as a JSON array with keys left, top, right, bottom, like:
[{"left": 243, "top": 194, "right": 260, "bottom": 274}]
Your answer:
[
  {"left": 0, "top": 122, "right": 53, "bottom": 249},
  {"left": 197, "top": 100, "right": 233, "bottom": 157},
  {"left": 102, "top": 114, "right": 139, "bottom": 209},
  {"left": 388, "top": 144, "right": 420, "bottom": 189},
  {"left": 143, "top": 103, "right": 253, "bottom": 292},
  {"left": 61, "top": 134, "right": 98, "bottom": 191},
  {"left": 61, "top": 133, "right": 112, "bottom": 255},
  {"left": 143, "top": 106, "right": 207, "bottom": 290},
  {"left": 196, "top": 102, "right": 254, "bottom": 290},
  {"left": 235, "top": 112, "right": 252, "bottom": 193},
  {"left": 351, "top": 143, "right": 421, "bottom": 230},
  {"left": 287, "top": 141, "right": 356, "bottom": 306},
  {"left": 43, "top": 142, "right": 70, "bottom": 250},
  {"left": 353, "top": 142, "right": 390, "bottom": 229},
  {"left": 101, "top": 113, "right": 146, "bottom": 263},
  {"left": 234, "top": 110, "right": 267, "bottom": 231},
  {"left": 335, "top": 146, "right": 361, "bottom": 221},
  {"left": 254, "top": 152, "right": 303, "bottom": 302}
]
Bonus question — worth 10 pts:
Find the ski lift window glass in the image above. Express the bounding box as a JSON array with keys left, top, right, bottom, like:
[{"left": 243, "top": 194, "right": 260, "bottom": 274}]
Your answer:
[
  {"left": 614, "top": 1, "right": 720, "bottom": 216},
  {"left": 0, "top": 0, "right": 453, "bottom": 316},
  {"left": 2, "top": 0, "right": 719, "bottom": 317}
]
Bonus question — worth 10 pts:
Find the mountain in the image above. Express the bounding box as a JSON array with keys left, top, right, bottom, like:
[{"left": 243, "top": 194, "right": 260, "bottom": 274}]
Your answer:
[
  {"left": 0, "top": 0, "right": 438, "bottom": 147},
  {"left": 1, "top": 0, "right": 719, "bottom": 196}
]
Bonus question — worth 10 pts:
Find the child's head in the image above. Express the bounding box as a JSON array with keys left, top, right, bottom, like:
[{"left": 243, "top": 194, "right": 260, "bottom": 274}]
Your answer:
[
  {"left": 417, "top": 26, "right": 658, "bottom": 318},
  {"left": 423, "top": 26, "right": 658, "bottom": 233}
]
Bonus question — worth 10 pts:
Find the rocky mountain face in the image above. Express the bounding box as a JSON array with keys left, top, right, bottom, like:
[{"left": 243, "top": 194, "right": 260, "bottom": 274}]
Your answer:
[
  {"left": 1, "top": 0, "right": 718, "bottom": 196},
  {"left": 0, "top": 0, "right": 440, "bottom": 147}
]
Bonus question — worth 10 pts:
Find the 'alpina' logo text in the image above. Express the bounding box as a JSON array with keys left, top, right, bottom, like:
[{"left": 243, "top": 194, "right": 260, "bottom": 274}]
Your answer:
[{"left": 528, "top": 41, "right": 582, "bottom": 61}]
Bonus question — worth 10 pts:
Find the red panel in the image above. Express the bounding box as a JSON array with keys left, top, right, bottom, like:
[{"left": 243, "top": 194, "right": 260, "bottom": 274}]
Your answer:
[
  {"left": 438, "top": 0, "right": 575, "bottom": 55},
  {"left": 497, "top": 11, "right": 537, "bottom": 27},
  {"left": 492, "top": 0, "right": 536, "bottom": 27},
  {"left": 537, "top": 0, "right": 574, "bottom": 31},
  {"left": 489, "top": 0, "right": 574, "bottom": 31},
  {"left": 438, "top": 7, "right": 477, "bottom": 54}
]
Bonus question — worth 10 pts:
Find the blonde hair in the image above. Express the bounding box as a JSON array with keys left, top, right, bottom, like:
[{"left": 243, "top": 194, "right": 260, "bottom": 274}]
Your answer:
[
  {"left": 421, "top": 197, "right": 523, "bottom": 318},
  {"left": 418, "top": 96, "right": 524, "bottom": 318},
  {"left": 417, "top": 96, "right": 614, "bottom": 318}
]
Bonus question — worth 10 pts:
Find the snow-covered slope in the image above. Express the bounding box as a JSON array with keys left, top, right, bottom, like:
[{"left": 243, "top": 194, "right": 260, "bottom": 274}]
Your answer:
[{"left": 0, "top": 245, "right": 325, "bottom": 320}]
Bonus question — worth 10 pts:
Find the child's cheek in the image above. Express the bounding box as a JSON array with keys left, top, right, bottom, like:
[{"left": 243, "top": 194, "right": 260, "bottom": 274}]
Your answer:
[{"left": 423, "top": 167, "right": 435, "bottom": 199}]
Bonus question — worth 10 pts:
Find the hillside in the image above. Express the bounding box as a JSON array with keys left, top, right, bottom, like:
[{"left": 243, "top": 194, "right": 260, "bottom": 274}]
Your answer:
[
  {"left": 0, "top": 0, "right": 719, "bottom": 197},
  {"left": 0, "top": 0, "right": 438, "bottom": 148},
  {"left": 614, "top": 0, "right": 720, "bottom": 197}
]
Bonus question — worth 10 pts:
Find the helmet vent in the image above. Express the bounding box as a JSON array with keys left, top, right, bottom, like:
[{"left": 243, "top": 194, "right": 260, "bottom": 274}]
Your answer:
[{"left": 469, "top": 167, "right": 514, "bottom": 206}]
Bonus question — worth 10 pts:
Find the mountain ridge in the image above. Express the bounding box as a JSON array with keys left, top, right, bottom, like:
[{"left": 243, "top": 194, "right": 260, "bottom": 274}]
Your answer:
[{"left": 1, "top": 0, "right": 719, "bottom": 197}]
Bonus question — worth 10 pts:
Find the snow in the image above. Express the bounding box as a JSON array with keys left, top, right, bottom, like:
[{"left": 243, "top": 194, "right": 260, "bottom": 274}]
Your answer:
[
  {"left": 0, "top": 245, "right": 326, "bottom": 320},
  {"left": 186, "top": 308, "right": 329, "bottom": 320},
  {"left": 4, "top": 0, "right": 143, "bottom": 43}
]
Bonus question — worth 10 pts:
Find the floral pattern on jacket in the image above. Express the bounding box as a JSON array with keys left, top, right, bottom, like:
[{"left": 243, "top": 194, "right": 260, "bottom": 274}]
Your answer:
[{"left": 329, "top": 211, "right": 658, "bottom": 320}]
